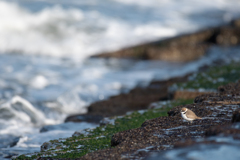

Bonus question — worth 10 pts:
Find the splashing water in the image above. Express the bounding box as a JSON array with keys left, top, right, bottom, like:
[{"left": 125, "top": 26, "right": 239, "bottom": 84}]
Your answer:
[{"left": 0, "top": 0, "right": 240, "bottom": 158}]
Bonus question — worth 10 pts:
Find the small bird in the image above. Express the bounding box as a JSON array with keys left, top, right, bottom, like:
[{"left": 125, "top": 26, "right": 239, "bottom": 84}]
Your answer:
[{"left": 181, "top": 107, "right": 201, "bottom": 123}]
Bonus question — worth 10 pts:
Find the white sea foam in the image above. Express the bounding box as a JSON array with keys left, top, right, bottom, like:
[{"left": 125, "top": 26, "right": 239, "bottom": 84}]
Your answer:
[
  {"left": 1, "top": 0, "right": 240, "bottom": 60},
  {"left": 1, "top": 0, "right": 240, "bottom": 158},
  {"left": 30, "top": 75, "right": 49, "bottom": 89},
  {"left": 0, "top": 97, "right": 57, "bottom": 135}
]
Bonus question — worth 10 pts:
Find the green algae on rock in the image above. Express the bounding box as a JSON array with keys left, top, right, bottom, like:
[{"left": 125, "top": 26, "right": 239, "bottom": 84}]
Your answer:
[
  {"left": 15, "top": 61, "right": 240, "bottom": 160},
  {"left": 175, "top": 62, "right": 240, "bottom": 91},
  {"left": 15, "top": 99, "right": 192, "bottom": 160}
]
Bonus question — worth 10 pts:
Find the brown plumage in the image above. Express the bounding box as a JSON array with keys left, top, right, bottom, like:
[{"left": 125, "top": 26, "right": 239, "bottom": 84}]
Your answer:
[{"left": 181, "top": 107, "right": 202, "bottom": 122}]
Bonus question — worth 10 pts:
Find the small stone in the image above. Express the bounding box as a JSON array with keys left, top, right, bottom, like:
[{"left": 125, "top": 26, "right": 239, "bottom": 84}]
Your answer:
[{"left": 232, "top": 109, "right": 240, "bottom": 123}]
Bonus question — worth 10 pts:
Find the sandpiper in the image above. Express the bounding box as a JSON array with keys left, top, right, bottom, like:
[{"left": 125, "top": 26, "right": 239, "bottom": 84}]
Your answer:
[{"left": 181, "top": 107, "right": 201, "bottom": 123}]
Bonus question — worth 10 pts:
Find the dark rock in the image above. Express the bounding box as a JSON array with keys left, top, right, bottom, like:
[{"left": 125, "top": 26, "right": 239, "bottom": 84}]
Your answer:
[
  {"left": 40, "top": 122, "right": 97, "bottom": 133},
  {"left": 85, "top": 75, "right": 189, "bottom": 117},
  {"left": 40, "top": 126, "right": 56, "bottom": 133},
  {"left": 87, "top": 87, "right": 168, "bottom": 117},
  {"left": 0, "top": 134, "right": 20, "bottom": 148},
  {"left": 37, "top": 157, "right": 55, "bottom": 160},
  {"left": 232, "top": 109, "right": 240, "bottom": 123},
  {"left": 99, "top": 117, "right": 115, "bottom": 126},
  {"left": 174, "top": 90, "right": 213, "bottom": 100},
  {"left": 232, "top": 18, "right": 240, "bottom": 28},
  {"left": 41, "top": 142, "right": 57, "bottom": 152},
  {"left": 92, "top": 18, "right": 240, "bottom": 62},
  {"left": 167, "top": 110, "right": 177, "bottom": 117},
  {"left": 72, "top": 128, "right": 95, "bottom": 137},
  {"left": 91, "top": 29, "right": 212, "bottom": 62},
  {"left": 215, "top": 27, "right": 240, "bottom": 46},
  {"left": 147, "top": 134, "right": 240, "bottom": 160},
  {"left": 64, "top": 114, "right": 103, "bottom": 123},
  {"left": 218, "top": 81, "right": 240, "bottom": 94},
  {"left": 205, "top": 123, "right": 240, "bottom": 137},
  {"left": 79, "top": 81, "right": 240, "bottom": 159},
  {"left": 41, "top": 142, "right": 51, "bottom": 151},
  {"left": 174, "top": 123, "right": 240, "bottom": 150},
  {"left": 194, "top": 94, "right": 208, "bottom": 103},
  {"left": 9, "top": 137, "right": 20, "bottom": 147},
  {"left": 195, "top": 84, "right": 240, "bottom": 104}
]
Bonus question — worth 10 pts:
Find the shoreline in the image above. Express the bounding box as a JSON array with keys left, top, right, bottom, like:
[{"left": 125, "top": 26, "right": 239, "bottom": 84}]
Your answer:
[
  {"left": 16, "top": 61, "right": 240, "bottom": 159},
  {"left": 14, "top": 18, "right": 240, "bottom": 159},
  {"left": 65, "top": 18, "right": 240, "bottom": 123},
  {"left": 91, "top": 18, "right": 240, "bottom": 61}
]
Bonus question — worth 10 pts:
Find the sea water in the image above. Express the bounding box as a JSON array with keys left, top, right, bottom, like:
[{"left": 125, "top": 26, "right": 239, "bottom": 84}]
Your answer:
[{"left": 0, "top": 0, "right": 240, "bottom": 159}]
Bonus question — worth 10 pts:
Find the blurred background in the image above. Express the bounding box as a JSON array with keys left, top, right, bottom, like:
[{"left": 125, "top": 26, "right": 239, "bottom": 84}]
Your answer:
[{"left": 0, "top": 0, "right": 240, "bottom": 159}]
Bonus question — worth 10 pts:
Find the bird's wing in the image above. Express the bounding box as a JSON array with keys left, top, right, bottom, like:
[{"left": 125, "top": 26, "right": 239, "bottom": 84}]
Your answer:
[{"left": 186, "top": 110, "right": 198, "bottom": 119}]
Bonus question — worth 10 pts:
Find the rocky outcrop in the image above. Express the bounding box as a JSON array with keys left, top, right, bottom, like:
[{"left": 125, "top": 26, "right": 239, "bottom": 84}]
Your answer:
[
  {"left": 92, "top": 19, "right": 240, "bottom": 62},
  {"left": 232, "top": 108, "right": 240, "bottom": 123},
  {"left": 65, "top": 75, "right": 189, "bottom": 121},
  {"left": 147, "top": 123, "right": 240, "bottom": 160},
  {"left": 173, "top": 90, "right": 213, "bottom": 100},
  {"left": 36, "top": 80, "right": 240, "bottom": 160},
  {"left": 64, "top": 115, "right": 103, "bottom": 123},
  {"left": 79, "top": 81, "right": 240, "bottom": 159}
]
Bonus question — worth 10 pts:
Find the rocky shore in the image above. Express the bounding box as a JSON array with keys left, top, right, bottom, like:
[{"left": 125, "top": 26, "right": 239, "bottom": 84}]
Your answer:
[
  {"left": 15, "top": 61, "right": 240, "bottom": 160},
  {"left": 15, "top": 19, "right": 240, "bottom": 160},
  {"left": 66, "top": 18, "right": 240, "bottom": 123},
  {"left": 28, "top": 78, "right": 240, "bottom": 160},
  {"left": 65, "top": 75, "right": 189, "bottom": 120},
  {"left": 92, "top": 19, "right": 240, "bottom": 61},
  {"left": 79, "top": 81, "right": 240, "bottom": 159}
]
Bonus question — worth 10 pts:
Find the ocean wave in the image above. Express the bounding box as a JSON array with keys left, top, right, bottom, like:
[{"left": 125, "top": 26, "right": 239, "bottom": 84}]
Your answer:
[
  {"left": 0, "top": 1, "right": 177, "bottom": 60},
  {"left": 1, "top": 0, "right": 240, "bottom": 60},
  {"left": 0, "top": 96, "right": 55, "bottom": 128}
]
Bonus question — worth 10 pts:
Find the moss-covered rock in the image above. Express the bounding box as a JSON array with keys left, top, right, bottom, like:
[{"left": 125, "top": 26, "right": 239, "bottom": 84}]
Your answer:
[
  {"left": 176, "top": 62, "right": 240, "bottom": 90},
  {"left": 15, "top": 99, "right": 192, "bottom": 160}
]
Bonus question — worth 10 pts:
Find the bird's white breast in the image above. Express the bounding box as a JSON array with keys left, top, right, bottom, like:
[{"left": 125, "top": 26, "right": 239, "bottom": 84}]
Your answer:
[{"left": 181, "top": 112, "right": 194, "bottom": 121}]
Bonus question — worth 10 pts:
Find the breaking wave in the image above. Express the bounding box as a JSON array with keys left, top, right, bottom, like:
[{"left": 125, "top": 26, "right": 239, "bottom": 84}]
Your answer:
[{"left": 0, "top": 1, "right": 176, "bottom": 60}]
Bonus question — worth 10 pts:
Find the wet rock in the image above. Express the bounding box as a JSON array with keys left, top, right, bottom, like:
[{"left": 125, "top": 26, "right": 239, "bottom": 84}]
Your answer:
[
  {"left": 40, "top": 126, "right": 57, "bottom": 133},
  {"left": 218, "top": 80, "right": 240, "bottom": 94},
  {"left": 92, "top": 29, "right": 212, "bottom": 62},
  {"left": 87, "top": 87, "right": 168, "bottom": 117},
  {"left": 37, "top": 157, "right": 55, "bottom": 160},
  {"left": 0, "top": 134, "right": 20, "bottom": 148},
  {"left": 79, "top": 81, "right": 240, "bottom": 159},
  {"left": 40, "top": 122, "right": 97, "bottom": 133},
  {"left": 205, "top": 123, "right": 240, "bottom": 137},
  {"left": 194, "top": 81, "right": 240, "bottom": 104},
  {"left": 173, "top": 90, "right": 213, "bottom": 100},
  {"left": 232, "top": 19, "right": 240, "bottom": 28},
  {"left": 40, "top": 139, "right": 67, "bottom": 152},
  {"left": 99, "top": 117, "right": 116, "bottom": 126},
  {"left": 92, "top": 18, "right": 240, "bottom": 62},
  {"left": 72, "top": 131, "right": 85, "bottom": 137},
  {"left": 232, "top": 109, "right": 240, "bottom": 123},
  {"left": 215, "top": 27, "right": 240, "bottom": 46},
  {"left": 147, "top": 137, "right": 240, "bottom": 160},
  {"left": 81, "top": 103, "right": 234, "bottom": 159},
  {"left": 41, "top": 142, "right": 54, "bottom": 152},
  {"left": 167, "top": 110, "right": 177, "bottom": 117},
  {"left": 72, "top": 128, "right": 95, "bottom": 137},
  {"left": 85, "top": 75, "right": 188, "bottom": 117},
  {"left": 146, "top": 123, "right": 240, "bottom": 160},
  {"left": 64, "top": 114, "right": 103, "bottom": 123},
  {"left": 37, "top": 62, "right": 240, "bottom": 159}
]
